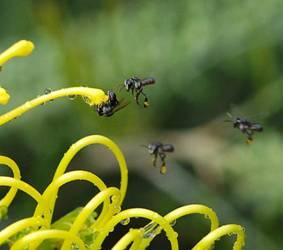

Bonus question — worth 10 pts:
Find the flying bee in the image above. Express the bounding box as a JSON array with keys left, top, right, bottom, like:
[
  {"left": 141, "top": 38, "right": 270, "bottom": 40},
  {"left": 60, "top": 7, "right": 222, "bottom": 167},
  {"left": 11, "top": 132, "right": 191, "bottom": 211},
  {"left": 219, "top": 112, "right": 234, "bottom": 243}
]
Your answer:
[
  {"left": 142, "top": 142, "right": 175, "bottom": 174},
  {"left": 225, "top": 113, "right": 263, "bottom": 143},
  {"left": 122, "top": 76, "right": 156, "bottom": 107},
  {"left": 96, "top": 90, "right": 128, "bottom": 117}
]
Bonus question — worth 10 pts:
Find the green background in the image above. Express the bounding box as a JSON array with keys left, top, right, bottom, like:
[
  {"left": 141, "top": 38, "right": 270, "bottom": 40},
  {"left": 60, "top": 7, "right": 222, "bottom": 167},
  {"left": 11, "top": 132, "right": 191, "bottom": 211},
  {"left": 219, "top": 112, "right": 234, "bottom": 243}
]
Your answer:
[{"left": 1, "top": 0, "right": 283, "bottom": 249}]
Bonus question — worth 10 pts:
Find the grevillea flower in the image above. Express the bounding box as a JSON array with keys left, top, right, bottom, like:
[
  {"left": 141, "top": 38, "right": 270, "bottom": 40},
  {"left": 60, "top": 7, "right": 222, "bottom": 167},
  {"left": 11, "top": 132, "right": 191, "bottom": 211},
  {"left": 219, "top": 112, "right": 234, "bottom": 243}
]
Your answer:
[{"left": 0, "top": 41, "right": 245, "bottom": 250}]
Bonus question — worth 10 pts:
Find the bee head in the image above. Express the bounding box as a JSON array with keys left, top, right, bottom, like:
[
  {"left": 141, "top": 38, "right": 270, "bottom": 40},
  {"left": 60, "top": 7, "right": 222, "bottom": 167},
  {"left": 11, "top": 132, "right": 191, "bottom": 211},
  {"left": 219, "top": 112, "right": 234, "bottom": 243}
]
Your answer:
[
  {"left": 107, "top": 90, "right": 119, "bottom": 106},
  {"left": 233, "top": 117, "right": 242, "bottom": 127},
  {"left": 147, "top": 143, "right": 161, "bottom": 154},
  {"left": 124, "top": 77, "right": 142, "bottom": 90}
]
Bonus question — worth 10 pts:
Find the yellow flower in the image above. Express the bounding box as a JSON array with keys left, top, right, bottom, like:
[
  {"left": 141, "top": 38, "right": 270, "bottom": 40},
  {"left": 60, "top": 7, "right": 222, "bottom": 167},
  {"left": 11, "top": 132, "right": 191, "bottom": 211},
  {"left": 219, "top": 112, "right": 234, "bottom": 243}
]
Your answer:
[{"left": 0, "top": 41, "right": 245, "bottom": 249}]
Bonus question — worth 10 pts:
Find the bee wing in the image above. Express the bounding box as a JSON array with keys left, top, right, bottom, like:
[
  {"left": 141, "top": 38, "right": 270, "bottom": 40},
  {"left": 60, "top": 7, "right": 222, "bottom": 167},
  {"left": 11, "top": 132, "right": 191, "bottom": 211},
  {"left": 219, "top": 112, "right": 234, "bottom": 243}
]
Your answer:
[
  {"left": 250, "top": 123, "right": 263, "bottom": 131},
  {"left": 223, "top": 112, "right": 233, "bottom": 122},
  {"left": 118, "top": 84, "right": 125, "bottom": 92},
  {"left": 113, "top": 98, "right": 130, "bottom": 113},
  {"left": 226, "top": 112, "right": 233, "bottom": 119}
]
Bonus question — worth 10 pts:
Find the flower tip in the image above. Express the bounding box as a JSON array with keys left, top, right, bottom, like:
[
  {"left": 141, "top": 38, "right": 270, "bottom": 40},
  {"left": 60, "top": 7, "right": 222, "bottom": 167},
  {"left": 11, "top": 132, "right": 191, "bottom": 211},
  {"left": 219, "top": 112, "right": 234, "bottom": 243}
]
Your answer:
[
  {"left": 13, "top": 40, "right": 35, "bottom": 57},
  {"left": 0, "top": 87, "right": 10, "bottom": 105},
  {"left": 0, "top": 40, "right": 35, "bottom": 67}
]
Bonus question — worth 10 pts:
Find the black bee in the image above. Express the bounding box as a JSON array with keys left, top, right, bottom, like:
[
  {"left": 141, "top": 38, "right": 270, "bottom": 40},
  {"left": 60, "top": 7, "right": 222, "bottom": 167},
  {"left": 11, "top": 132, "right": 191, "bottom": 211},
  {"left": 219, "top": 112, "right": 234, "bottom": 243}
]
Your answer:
[
  {"left": 226, "top": 113, "right": 263, "bottom": 143},
  {"left": 142, "top": 142, "right": 175, "bottom": 174},
  {"left": 96, "top": 90, "right": 128, "bottom": 117},
  {"left": 123, "top": 77, "right": 156, "bottom": 107}
]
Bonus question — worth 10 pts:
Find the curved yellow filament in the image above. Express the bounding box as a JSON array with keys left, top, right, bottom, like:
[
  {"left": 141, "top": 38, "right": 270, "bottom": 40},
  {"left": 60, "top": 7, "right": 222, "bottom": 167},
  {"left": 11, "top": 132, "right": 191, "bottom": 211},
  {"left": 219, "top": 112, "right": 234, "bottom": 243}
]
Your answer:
[
  {"left": 112, "top": 229, "right": 143, "bottom": 250},
  {"left": 0, "top": 87, "right": 109, "bottom": 126},
  {"left": 0, "top": 217, "right": 43, "bottom": 245},
  {"left": 61, "top": 187, "right": 121, "bottom": 250},
  {"left": 34, "top": 170, "right": 108, "bottom": 226},
  {"left": 10, "top": 229, "right": 86, "bottom": 250},
  {"left": 0, "top": 177, "right": 41, "bottom": 204},
  {"left": 192, "top": 224, "right": 245, "bottom": 250},
  {"left": 164, "top": 205, "right": 219, "bottom": 229},
  {"left": 0, "top": 40, "right": 34, "bottom": 67},
  {"left": 0, "top": 87, "right": 10, "bottom": 105},
  {"left": 129, "top": 204, "right": 220, "bottom": 250},
  {"left": 0, "top": 156, "right": 21, "bottom": 207},
  {"left": 53, "top": 135, "right": 128, "bottom": 203},
  {"left": 91, "top": 208, "right": 179, "bottom": 250}
]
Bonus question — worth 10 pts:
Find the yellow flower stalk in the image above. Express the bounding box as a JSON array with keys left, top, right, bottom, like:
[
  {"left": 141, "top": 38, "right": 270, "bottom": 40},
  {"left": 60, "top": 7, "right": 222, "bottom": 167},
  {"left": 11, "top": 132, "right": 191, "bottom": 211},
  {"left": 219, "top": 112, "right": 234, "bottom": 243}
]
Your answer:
[{"left": 0, "top": 40, "right": 246, "bottom": 249}]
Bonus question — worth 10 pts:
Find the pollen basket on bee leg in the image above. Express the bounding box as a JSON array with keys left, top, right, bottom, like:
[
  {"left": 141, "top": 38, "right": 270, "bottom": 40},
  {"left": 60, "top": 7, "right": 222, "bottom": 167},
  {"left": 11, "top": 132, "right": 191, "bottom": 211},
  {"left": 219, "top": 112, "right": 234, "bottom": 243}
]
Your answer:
[
  {"left": 246, "top": 139, "right": 253, "bottom": 145},
  {"left": 160, "top": 165, "right": 167, "bottom": 174},
  {"left": 143, "top": 101, "right": 149, "bottom": 108}
]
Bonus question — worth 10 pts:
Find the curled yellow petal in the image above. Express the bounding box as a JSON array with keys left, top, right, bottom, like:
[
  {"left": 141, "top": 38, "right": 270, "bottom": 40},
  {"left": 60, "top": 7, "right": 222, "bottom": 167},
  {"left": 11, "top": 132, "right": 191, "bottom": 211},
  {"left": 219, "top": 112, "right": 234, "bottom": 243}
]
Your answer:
[
  {"left": 0, "top": 40, "right": 34, "bottom": 66},
  {"left": 0, "top": 217, "right": 44, "bottom": 246},
  {"left": 0, "top": 156, "right": 21, "bottom": 208},
  {"left": 192, "top": 224, "right": 245, "bottom": 250},
  {"left": 91, "top": 208, "right": 179, "bottom": 250},
  {"left": 10, "top": 229, "right": 86, "bottom": 250}
]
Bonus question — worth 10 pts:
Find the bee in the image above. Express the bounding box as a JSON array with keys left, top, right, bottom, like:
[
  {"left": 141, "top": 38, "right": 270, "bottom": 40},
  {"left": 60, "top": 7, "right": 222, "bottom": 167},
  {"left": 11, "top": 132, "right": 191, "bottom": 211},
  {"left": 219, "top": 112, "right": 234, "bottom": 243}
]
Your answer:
[
  {"left": 123, "top": 77, "right": 156, "bottom": 107},
  {"left": 96, "top": 90, "right": 128, "bottom": 117},
  {"left": 225, "top": 113, "right": 263, "bottom": 143},
  {"left": 142, "top": 142, "right": 175, "bottom": 174}
]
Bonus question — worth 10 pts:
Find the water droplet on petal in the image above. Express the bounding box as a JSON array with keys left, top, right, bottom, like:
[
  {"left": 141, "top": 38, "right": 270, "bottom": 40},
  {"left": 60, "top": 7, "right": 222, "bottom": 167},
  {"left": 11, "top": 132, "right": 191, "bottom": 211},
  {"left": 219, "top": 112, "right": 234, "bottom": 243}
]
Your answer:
[
  {"left": 143, "top": 231, "right": 156, "bottom": 239},
  {"left": 120, "top": 218, "right": 130, "bottom": 226},
  {"left": 68, "top": 95, "right": 77, "bottom": 100},
  {"left": 170, "top": 220, "right": 176, "bottom": 226},
  {"left": 44, "top": 88, "right": 52, "bottom": 94},
  {"left": 143, "top": 222, "right": 159, "bottom": 239}
]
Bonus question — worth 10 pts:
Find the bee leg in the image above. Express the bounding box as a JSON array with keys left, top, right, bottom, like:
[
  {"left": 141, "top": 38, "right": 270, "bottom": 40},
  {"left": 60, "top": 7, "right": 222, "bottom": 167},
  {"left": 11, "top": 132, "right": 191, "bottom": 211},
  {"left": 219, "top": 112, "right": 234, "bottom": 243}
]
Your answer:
[
  {"left": 119, "top": 84, "right": 125, "bottom": 92},
  {"left": 152, "top": 153, "right": 158, "bottom": 167},
  {"left": 135, "top": 89, "right": 142, "bottom": 105},
  {"left": 246, "top": 130, "right": 253, "bottom": 144},
  {"left": 159, "top": 152, "right": 167, "bottom": 174},
  {"left": 140, "top": 91, "right": 149, "bottom": 107}
]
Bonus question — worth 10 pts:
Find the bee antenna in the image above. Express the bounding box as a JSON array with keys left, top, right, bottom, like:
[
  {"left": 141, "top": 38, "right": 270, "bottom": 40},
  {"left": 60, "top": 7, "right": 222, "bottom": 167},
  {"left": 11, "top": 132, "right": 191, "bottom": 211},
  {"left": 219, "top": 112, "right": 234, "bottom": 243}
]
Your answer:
[
  {"left": 224, "top": 112, "right": 234, "bottom": 122},
  {"left": 226, "top": 112, "right": 233, "bottom": 118},
  {"left": 112, "top": 99, "right": 130, "bottom": 113},
  {"left": 118, "top": 84, "right": 125, "bottom": 92}
]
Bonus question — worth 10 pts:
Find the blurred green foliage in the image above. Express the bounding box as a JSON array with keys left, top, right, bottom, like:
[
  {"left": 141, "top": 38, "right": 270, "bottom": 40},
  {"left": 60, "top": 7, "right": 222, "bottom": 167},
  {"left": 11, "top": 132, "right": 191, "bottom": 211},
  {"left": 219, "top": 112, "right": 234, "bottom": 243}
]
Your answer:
[{"left": 1, "top": 0, "right": 283, "bottom": 249}]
